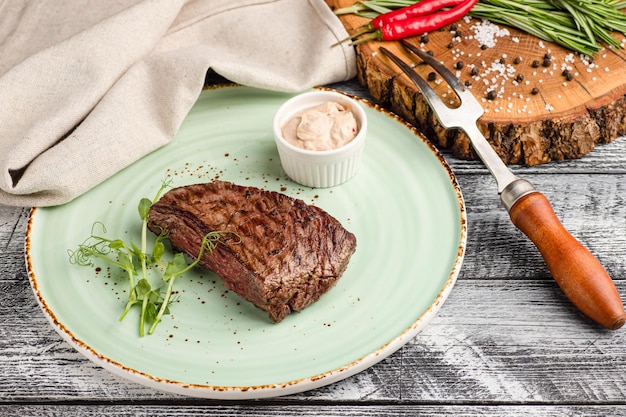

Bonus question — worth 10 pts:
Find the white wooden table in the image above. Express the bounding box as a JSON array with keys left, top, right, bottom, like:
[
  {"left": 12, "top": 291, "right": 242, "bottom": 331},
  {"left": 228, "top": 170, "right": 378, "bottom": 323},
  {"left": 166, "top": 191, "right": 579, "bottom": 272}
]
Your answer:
[{"left": 2, "top": 78, "right": 626, "bottom": 416}]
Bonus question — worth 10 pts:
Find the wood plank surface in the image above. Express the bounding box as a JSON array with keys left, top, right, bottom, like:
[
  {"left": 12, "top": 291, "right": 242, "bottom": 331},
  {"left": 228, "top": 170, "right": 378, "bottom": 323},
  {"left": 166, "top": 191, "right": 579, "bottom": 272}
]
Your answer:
[
  {"left": 0, "top": 405, "right": 624, "bottom": 417},
  {"left": 326, "top": 0, "right": 626, "bottom": 165},
  {"left": 2, "top": 79, "right": 626, "bottom": 415},
  {"left": 3, "top": 271, "right": 626, "bottom": 401}
]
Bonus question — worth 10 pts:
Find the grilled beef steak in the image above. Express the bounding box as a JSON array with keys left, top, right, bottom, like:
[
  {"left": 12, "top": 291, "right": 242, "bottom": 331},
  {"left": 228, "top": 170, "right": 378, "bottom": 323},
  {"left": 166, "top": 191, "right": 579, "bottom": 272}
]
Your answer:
[{"left": 147, "top": 180, "right": 357, "bottom": 322}]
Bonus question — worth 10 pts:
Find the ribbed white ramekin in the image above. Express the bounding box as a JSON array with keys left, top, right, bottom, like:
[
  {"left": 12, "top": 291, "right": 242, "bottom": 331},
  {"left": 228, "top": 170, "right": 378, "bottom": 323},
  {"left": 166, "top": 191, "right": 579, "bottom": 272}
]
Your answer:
[{"left": 272, "top": 90, "right": 367, "bottom": 188}]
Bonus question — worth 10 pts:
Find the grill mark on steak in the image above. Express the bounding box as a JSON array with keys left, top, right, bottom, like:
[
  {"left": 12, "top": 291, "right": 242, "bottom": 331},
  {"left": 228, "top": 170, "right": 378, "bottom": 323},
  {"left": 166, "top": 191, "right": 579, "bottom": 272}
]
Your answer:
[{"left": 147, "top": 180, "right": 357, "bottom": 322}]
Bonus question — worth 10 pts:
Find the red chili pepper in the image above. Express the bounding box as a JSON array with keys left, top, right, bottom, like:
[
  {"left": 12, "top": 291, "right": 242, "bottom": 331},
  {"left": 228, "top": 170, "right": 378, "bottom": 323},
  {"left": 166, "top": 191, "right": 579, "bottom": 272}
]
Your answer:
[
  {"left": 380, "top": 0, "right": 478, "bottom": 40},
  {"left": 349, "top": 0, "right": 477, "bottom": 44},
  {"left": 371, "top": 0, "right": 468, "bottom": 29}
]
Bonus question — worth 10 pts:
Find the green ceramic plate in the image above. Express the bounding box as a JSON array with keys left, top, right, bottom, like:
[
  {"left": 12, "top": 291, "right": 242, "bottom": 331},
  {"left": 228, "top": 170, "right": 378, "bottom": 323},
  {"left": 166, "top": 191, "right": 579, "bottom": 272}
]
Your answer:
[{"left": 26, "top": 85, "right": 466, "bottom": 399}]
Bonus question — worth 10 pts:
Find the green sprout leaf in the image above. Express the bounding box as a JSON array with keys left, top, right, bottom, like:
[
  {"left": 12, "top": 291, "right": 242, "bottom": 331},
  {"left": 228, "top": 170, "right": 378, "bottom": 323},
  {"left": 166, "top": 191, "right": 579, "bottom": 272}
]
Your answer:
[{"left": 69, "top": 179, "right": 239, "bottom": 337}]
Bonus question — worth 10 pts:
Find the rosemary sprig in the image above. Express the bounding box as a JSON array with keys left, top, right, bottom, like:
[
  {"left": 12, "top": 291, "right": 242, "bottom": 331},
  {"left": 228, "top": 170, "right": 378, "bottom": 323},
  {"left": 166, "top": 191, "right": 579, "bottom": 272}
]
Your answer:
[
  {"left": 334, "top": 0, "right": 416, "bottom": 17},
  {"left": 336, "top": 0, "right": 626, "bottom": 56},
  {"left": 471, "top": 0, "right": 626, "bottom": 55}
]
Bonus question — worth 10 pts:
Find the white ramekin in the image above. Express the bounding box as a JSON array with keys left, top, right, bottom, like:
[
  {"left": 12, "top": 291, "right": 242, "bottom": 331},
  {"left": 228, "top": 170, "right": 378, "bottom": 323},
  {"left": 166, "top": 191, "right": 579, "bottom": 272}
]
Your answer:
[{"left": 272, "top": 90, "right": 367, "bottom": 188}]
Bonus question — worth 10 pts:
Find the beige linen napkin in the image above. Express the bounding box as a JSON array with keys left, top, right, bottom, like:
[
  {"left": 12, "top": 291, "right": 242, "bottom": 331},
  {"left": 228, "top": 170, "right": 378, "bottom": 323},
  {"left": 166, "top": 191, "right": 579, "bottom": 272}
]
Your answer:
[{"left": 0, "top": 0, "right": 356, "bottom": 207}]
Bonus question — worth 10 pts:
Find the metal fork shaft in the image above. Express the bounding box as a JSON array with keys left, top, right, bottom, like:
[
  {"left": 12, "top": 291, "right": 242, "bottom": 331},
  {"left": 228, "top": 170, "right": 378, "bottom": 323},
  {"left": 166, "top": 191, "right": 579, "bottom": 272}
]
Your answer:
[{"left": 461, "top": 123, "right": 517, "bottom": 191}]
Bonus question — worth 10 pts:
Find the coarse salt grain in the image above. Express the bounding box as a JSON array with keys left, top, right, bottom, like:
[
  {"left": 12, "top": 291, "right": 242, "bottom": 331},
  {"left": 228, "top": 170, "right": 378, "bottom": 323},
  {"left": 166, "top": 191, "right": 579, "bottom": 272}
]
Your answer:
[
  {"left": 436, "top": 16, "right": 621, "bottom": 116},
  {"left": 470, "top": 19, "right": 510, "bottom": 48}
]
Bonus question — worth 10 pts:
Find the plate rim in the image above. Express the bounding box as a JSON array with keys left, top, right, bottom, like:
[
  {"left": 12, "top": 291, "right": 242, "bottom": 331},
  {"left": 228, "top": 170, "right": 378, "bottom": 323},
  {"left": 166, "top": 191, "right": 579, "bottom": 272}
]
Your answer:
[{"left": 25, "top": 85, "right": 467, "bottom": 399}]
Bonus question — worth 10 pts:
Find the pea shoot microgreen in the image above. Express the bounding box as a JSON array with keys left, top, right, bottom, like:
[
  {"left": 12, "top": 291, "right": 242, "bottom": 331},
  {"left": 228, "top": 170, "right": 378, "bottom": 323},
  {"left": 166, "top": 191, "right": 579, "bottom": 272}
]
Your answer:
[{"left": 68, "top": 179, "right": 234, "bottom": 336}]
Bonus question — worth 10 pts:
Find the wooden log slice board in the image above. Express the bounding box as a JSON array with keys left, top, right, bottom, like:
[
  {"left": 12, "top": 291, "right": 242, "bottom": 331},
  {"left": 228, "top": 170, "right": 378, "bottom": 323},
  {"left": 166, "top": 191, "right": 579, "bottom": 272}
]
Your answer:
[{"left": 326, "top": 0, "right": 626, "bottom": 165}]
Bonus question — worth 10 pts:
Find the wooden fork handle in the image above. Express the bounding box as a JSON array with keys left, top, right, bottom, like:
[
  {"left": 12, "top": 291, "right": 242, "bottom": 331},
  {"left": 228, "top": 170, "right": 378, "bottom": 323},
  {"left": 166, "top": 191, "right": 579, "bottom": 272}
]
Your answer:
[{"left": 509, "top": 191, "right": 626, "bottom": 330}]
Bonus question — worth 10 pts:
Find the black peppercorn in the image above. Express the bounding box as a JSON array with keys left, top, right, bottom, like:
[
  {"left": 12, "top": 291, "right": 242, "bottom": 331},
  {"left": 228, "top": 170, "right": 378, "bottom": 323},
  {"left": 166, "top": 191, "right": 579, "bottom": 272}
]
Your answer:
[{"left": 542, "top": 53, "right": 552, "bottom": 67}]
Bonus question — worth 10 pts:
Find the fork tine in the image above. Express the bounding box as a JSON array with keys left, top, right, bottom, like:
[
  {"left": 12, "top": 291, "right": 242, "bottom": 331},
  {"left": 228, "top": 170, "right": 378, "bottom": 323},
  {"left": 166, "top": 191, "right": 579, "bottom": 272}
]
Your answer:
[
  {"left": 400, "top": 39, "right": 483, "bottom": 115},
  {"left": 404, "top": 41, "right": 491, "bottom": 124},
  {"left": 381, "top": 41, "right": 518, "bottom": 193},
  {"left": 399, "top": 39, "right": 468, "bottom": 95},
  {"left": 380, "top": 41, "right": 485, "bottom": 129},
  {"left": 379, "top": 46, "right": 448, "bottom": 117}
]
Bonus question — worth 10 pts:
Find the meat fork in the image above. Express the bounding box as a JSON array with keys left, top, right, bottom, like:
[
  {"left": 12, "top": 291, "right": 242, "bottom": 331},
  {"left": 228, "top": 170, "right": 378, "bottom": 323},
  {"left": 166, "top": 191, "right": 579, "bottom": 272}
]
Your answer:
[{"left": 380, "top": 40, "right": 626, "bottom": 330}]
